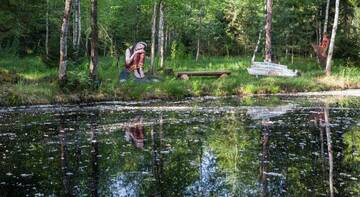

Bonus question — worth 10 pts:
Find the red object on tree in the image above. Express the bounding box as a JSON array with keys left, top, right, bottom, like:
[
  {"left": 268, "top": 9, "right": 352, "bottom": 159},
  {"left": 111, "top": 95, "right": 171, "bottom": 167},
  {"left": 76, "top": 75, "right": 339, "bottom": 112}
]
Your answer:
[
  {"left": 320, "top": 33, "right": 330, "bottom": 52},
  {"left": 312, "top": 33, "right": 330, "bottom": 67}
]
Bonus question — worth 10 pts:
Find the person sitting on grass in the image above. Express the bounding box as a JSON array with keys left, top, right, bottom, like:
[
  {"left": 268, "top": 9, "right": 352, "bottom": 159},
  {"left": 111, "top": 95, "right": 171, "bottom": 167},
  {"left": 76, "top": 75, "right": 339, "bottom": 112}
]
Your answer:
[{"left": 120, "top": 42, "right": 147, "bottom": 81}]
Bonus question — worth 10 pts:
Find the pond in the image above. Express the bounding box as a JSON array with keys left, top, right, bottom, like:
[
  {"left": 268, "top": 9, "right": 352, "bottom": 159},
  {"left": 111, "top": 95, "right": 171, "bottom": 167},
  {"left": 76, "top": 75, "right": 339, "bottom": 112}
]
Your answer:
[{"left": 0, "top": 96, "right": 360, "bottom": 196}]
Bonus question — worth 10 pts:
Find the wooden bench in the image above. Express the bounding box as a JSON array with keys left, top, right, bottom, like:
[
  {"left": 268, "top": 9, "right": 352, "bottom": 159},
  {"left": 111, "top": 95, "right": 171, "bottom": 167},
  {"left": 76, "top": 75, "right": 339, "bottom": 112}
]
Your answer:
[{"left": 176, "top": 71, "right": 231, "bottom": 80}]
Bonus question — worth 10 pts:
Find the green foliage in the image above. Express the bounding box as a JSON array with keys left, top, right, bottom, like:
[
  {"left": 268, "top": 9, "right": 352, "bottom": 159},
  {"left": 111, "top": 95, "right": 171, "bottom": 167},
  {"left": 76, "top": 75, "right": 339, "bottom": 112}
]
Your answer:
[
  {"left": 170, "top": 41, "right": 187, "bottom": 62},
  {"left": 1, "top": 0, "right": 359, "bottom": 65}
]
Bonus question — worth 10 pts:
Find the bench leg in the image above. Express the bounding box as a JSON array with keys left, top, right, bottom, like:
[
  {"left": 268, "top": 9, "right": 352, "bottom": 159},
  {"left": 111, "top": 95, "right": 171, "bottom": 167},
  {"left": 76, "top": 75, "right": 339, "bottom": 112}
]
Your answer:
[
  {"left": 179, "top": 74, "right": 189, "bottom": 80},
  {"left": 219, "top": 74, "right": 228, "bottom": 79}
]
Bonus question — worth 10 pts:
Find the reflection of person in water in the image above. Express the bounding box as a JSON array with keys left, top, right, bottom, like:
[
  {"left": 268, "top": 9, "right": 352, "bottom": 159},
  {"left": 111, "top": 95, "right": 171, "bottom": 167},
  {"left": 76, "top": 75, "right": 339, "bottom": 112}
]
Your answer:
[{"left": 125, "top": 116, "right": 145, "bottom": 149}]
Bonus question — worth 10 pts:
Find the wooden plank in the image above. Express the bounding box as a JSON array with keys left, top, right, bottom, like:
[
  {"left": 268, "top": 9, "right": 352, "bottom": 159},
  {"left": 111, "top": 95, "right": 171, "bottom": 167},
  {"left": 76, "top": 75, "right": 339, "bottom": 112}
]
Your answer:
[{"left": 176, "top": 71, "right": 231, "bottom": 77}]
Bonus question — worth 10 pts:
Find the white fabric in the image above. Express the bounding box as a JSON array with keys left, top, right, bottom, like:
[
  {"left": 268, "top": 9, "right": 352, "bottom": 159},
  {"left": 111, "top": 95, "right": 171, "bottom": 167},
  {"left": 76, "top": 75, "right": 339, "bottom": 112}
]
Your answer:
[{"left": 125, "top": 48, "right": 132, "bottom": 65}]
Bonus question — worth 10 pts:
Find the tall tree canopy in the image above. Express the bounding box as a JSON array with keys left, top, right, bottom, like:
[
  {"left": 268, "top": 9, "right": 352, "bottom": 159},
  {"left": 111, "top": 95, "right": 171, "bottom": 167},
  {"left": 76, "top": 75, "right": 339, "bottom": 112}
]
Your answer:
[{"left": 0, "top": 0, "right": 359, "bottom": 64}]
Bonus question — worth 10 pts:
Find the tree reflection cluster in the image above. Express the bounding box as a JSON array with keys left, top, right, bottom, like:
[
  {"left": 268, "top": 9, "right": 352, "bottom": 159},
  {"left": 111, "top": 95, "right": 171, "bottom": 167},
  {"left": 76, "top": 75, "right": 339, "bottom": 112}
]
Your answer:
[{"left": 0, "top": 99, "right": 360, "bottom": 196}]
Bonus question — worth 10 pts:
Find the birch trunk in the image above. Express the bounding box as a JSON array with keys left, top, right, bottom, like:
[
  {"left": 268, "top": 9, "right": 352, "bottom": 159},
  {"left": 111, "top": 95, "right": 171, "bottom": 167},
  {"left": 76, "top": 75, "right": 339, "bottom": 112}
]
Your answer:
[
  {"left": 89, "top": 0, "right": 98, "bottom": 81},
  {"left": 72, "top": 0, "right": 81, "bottom": 53},
  {"left": 135, "top": 0, "right": 141, "bottom": 40},
  {"left": 325, "top": 0, "right": 340, "bottom": 76},
  {"left": 150, "top": 0, "right": 158, "bottom": 74},
  {"left": 46, "top": 0, "right": 49, "bottom": 56},
  {"left": 196, "top": 38, "right": 200, "bottom": 62},
  {"left": 323, "top": 0, "right": 330, "bottom": 34},
  {"left": 164, "top": 28, "right": 168, "bottom": 55},
  {"left": 264, "top": 0, "right": 273, "bottom": 62},
  {"left": 59, "top": 0, "right": 72, "bottom": 83},
  {"left": 252, "top": 29, "right": 263, "bottom": 63},
  {"left": 196, "top": 4, "right": 204, "bottom": 62},
  {"left": 158, "top": 0, "right": 164, "bottom": 68}
]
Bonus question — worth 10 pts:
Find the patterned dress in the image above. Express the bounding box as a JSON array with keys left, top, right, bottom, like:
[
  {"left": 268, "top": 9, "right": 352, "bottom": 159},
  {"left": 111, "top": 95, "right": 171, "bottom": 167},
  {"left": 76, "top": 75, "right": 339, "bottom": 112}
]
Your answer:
[{"left": 125, "top": 48, "right": 145, "bottom": 72}]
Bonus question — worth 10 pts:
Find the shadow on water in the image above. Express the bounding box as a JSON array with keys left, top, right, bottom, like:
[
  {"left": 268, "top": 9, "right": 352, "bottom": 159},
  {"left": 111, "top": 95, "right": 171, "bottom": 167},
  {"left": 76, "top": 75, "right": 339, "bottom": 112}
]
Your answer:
[{"left": 0, "top": 96, "right": 360, "bottom": 196}]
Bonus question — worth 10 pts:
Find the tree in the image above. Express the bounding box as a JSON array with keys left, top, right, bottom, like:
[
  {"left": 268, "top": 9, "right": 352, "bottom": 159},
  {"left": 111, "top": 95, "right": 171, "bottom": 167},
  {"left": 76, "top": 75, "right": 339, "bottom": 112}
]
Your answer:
[
  {"left": 264, "top": 0, "right": 273, "bottom": 62},
  {"left": 196, "top": 1, "right": 205, "bottom": 62},
  {"left": 325, "top": 0, "right": 340, "bottom": 76},
  {"left": 59, "top": 0, "right": 73, "bottom": 84},
  {"left": 89, "top": 0, "right": 98, "bottom": 81},
  {"left": 323, "top": 0, "right": 331, "bottom": 34},
  {"left": 151, "top": 0, "right": 158, "bottom": 74},
  {"left": 72, "top": 0, "right": 81, "bottom": 54},
  {"left": 158, "top": 0, "right": 165, "bottom": 69},
  {"left": 45, "top": 0, "right": 49, "bottom": 56}
]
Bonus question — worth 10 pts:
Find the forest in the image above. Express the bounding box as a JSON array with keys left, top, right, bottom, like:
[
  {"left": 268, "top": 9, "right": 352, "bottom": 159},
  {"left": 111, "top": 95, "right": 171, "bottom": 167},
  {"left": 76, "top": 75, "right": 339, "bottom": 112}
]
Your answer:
[
  {"left": 2, "top": 1, "right": 360, "bottom": 196},
  {"left": 0, "top": 0, "right": 360, "bottom": 105}
]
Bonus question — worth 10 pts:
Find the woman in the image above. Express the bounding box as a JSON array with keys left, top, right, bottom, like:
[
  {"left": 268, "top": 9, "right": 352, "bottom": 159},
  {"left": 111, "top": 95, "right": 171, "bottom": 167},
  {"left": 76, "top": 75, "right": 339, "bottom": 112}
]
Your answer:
[{"left": 120, "top": 42, "right": 147, "bottom": 81}]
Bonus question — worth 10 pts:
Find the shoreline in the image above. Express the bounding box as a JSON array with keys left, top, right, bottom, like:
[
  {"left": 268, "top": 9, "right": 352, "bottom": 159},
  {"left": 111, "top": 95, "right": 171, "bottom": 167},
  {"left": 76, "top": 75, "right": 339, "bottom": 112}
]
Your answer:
[{"left": 1, "top": 89, "right": 360, "bottom": 108}]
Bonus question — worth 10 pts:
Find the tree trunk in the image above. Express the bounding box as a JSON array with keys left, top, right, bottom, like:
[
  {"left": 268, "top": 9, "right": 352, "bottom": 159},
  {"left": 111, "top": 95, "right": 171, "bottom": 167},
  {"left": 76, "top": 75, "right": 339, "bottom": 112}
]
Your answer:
[
  {"left": 72, "top": 0, "right": 81, "bottom": 54},
  {"left": 319, "top": 10, "right": 323, "bottom": 43},
  {"left": 158, "top": 0, "right": 164, "bottom": 69},
  {"left": 135, "top": 0, "right": 141, "bottom": 41},
  {"left": 196, "top": 38, "right": 200, "bottom": 62},
  {"left": 59, "top": 0, "right": 72, "bottom": 84},
  {"left": 150, "top": 0, "right": 158, "bottom": 74},
  {"left": 264, "top": 0, "right": 273, "bottom": 62},
  {"left": 252, "top": 28, "right": 263, "bottom": 63},
  {"left": 90, "top": 0, "right": 98, "bottom": 81},
  {"left": 325, "top": 0, "right": 340, "bottom": 76},
  {"left": 196, "top": 3, "right": 204, "bottom": 62},
  {"left": 164, "top": 27, "right": 168, "bottom": 56},
  {"left": 323, "top": 0, "right": 330, "bottom": 34},
  {"left": 46, "top": 0, "right": 49, "bottom": 56}
]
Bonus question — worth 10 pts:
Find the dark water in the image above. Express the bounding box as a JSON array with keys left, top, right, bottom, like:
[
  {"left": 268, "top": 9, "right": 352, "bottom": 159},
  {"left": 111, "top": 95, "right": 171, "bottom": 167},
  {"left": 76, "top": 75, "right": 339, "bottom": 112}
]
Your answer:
[{"left": 0, "top": 96, "right": 359, "bottom": 196}]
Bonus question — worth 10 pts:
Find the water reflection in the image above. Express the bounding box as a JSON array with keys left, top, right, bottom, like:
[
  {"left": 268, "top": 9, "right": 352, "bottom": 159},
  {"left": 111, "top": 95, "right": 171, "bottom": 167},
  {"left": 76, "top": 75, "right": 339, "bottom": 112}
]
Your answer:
[
  {"left": 125, "top": 116, "right": 145, "bottom": 149},
  {"left": 59, "top": 115, "right": 71, "bottom": 196},
  {"left": 0, "top": 96, "right": 360, "bottom": 196},
  {"left": 260, "top": 125, "right": 270, "bottom": 197},
  {"left": 151, "top": 115, "right": 164, "bottom": 196},
  {"left": 311, "top": 104, "right": 335, "bottom": 196},
  {"left": 324, "top": 105, "right": 334, "bottom": 197},
  {"left": 90, "top": 112, "right": 99, "bottom": 197},
  {"left": 249, "top": 106, "right": 290, "bottom": 196}
]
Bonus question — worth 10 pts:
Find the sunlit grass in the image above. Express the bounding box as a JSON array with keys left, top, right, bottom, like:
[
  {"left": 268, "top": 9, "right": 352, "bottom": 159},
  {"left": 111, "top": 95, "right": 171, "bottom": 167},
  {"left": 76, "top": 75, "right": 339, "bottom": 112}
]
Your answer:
[{"left": 1, "top": 54, "right": 360, "bottom": 106}]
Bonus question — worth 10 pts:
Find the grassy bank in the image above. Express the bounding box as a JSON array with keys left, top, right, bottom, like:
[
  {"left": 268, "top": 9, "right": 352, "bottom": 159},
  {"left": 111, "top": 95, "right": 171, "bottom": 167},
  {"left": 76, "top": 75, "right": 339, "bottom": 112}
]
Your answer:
[{"left": 1, "top": 54, "right": 360, "bottom": 106}]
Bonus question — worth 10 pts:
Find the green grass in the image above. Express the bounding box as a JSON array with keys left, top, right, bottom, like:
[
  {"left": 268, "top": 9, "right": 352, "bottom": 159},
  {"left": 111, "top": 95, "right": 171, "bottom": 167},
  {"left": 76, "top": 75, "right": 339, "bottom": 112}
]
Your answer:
[{"left": 1, "top": 54, "right": 360, "bottom": 106}]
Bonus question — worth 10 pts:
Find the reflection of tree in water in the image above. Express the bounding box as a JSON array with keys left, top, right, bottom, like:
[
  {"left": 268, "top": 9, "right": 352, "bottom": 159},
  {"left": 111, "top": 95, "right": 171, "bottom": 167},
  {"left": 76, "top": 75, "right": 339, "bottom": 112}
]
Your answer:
[
  {"left": 90, "top": 111, "right": 99, "bottom": 197},
  {"left": 324, "top": 105, "right": 334, "bottom": 197},
  {"left": 185, "top": 146, "right": 229, "bottom": 196},
  {"left": 59, "top": 115, "right": 71, "bottom": 196},
  {"left": 109, "top": 115, "right": 165, "bottom": 196},
  {"left": 311, "top": 105, "right": 335, "bottom": 196},
  {"left": 259, "top": 124, "right": 270, "bottom": 197},
  {"left": 108, "top": 173, "right": 141, "bottom": 197},
  {"left": 247, "top": 106, "right": 291, "bottom": 196},
  {"left": 151, "top": 115, "right": 164, "bottom": 196},
  {"left": 257, "top": 120, "right": 287, "bottom": 197},
  {"left": 5, "top": 100, "right": 360, "bottom": 196},
  {"left": 58, "top": 111, "right": 101, "bottom": 196},
  {"left": 206, "top": 112, "right": 259, "bottom": 195}
]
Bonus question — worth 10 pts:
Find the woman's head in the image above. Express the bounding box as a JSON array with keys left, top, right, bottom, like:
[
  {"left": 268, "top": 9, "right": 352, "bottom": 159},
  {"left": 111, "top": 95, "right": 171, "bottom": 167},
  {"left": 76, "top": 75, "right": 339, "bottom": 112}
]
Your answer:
[{"left": 134, "top": 42, "right": 147, "bottom": 51}]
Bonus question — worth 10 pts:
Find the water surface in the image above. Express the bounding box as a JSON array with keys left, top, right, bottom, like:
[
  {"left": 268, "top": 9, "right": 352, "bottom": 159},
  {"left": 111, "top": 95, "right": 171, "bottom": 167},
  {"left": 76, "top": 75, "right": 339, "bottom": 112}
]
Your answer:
[{"left": 0, "top": 96, "right": 360, "bottom": 196}]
